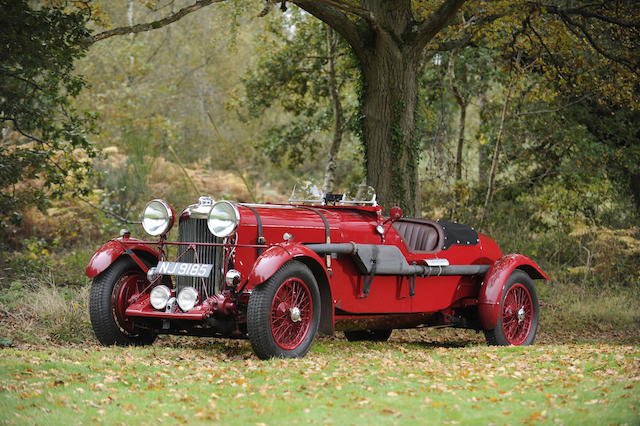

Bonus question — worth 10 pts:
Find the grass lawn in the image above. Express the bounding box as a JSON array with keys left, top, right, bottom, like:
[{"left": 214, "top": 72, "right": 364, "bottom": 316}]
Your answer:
[{"left": 1, "top": 335, "right": 638, "bottom": 425}]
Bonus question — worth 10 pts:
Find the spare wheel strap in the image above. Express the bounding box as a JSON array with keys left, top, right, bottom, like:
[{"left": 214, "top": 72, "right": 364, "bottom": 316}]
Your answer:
[
  {"left": 300, "top": 207, "right": 331, "bottom": 243},
  {"left": 301, "top": 207, "right": 332, "bottom": 276},
  {"left": 239, "top": 204, "right": 265, "bottom": 255}
]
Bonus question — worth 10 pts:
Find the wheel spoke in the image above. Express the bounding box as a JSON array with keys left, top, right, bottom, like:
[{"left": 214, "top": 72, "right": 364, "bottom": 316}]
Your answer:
[
  {"left": 501, "top": 283, "right": 534, "bottom": 345},
  {"left": 269, "top": 278, "right": 313, "bottom": 350}
]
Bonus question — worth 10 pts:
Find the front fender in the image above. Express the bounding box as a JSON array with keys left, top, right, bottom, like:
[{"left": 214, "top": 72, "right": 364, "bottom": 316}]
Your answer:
[
  {"left": 245, "top": 242, "right": 328, "bottom": 289},
  {"left": 245, "top": 243, "right": 334, "bottom": 335},
  {"left": 85, "top": 238, "right": 160, "bottom": 278},
  {"left": 478, "top": 254, "right": 549, "bottom": 330}
]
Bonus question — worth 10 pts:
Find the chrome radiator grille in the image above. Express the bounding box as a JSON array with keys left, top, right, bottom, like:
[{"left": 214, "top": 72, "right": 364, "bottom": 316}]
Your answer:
[{"left": 176, "top": 218, "right": 224, "bottom": 297}]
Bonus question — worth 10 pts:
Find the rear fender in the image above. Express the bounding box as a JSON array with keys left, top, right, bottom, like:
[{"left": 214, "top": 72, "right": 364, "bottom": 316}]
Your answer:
[
  {"left": 246, "top": 243, "right": 334, "bottom": 335},
  {"left": 85, "top": 238, "right": 159, "bottom": 278},
  {"left": 478, "top": 254, "right": 549, "bottom": 330}
]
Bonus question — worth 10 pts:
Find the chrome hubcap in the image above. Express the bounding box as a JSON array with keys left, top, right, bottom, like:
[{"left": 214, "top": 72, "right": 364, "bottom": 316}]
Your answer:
[
  {"left": 290, "top": 307, "right": 301, "bottom": 322},
  {"left": 517, "top": 307, "right": 526, "bottom": 323}
]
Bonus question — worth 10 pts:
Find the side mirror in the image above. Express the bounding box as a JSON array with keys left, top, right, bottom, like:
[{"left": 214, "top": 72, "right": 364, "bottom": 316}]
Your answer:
[
  {"left": 389, "top": 206, "right": 403, "bottom": 221},
  {"left": 382, "top": 206, "right": 403, "bottom": 226}
]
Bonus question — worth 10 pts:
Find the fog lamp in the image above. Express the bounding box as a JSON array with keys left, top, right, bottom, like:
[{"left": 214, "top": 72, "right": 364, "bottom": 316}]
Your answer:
[
  {"left": 177, "top": 287, "right": 199, "bottom": 312},
  {"left": 225, "top": 269, "right": 242, "bottom": 288},
  {"left": 150, "top": 285, "right": 171, "bottom": 310},
  {"left": 146, "top": 267, "right": 159, "bottom": 284}
]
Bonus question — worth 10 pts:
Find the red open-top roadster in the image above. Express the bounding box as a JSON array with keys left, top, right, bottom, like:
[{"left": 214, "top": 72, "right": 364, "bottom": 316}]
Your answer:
[{"left": 86, "top": 184, "right": 548, "bottom": 359}]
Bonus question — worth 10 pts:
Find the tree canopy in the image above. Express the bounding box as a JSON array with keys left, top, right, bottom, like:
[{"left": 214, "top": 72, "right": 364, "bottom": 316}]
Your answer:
[
  {"left": 80, "top": 0, "right": 638, "bottom": 214},
  {"left": 0, "top": 0, "right": 96, "bottom": 229},
  {"left": 2, "top": 0, "right": 639, "bottom": 224}
]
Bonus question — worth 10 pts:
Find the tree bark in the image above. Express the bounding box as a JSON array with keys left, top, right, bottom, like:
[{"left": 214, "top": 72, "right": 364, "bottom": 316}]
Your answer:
[
  {"left": 322, "top": 28, "right": 344, "bottom": 194},
  {"left": 344, "top": 1, "right": 416, "bottom": 213},
  {"left": 361, "top": 48, "right": 421, "bottom": 215}
]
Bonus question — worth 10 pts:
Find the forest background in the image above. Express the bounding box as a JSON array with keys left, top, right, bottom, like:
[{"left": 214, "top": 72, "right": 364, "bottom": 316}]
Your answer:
[{"left": 0, "top": 0, "right": 639, "bottom": 346}]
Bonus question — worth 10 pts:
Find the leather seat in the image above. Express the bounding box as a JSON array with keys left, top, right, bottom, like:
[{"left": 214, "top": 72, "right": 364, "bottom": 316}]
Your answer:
[{"left": 392, "top": 219, "right": 443, "bottom": 253}]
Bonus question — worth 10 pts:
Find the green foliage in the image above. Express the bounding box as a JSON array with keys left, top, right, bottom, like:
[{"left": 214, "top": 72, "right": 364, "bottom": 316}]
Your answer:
[
  {"left": 3, "top": 237, "right": 91, "bottom": 288},
  {"left": 242, "top": 12, "right": 360, "bottom": 179},
  {"left": 261, "top": 117, "right": 322, "bottom": 166},
  {"left": 0, "top": 0, "right": 97, "bottom": 235}
]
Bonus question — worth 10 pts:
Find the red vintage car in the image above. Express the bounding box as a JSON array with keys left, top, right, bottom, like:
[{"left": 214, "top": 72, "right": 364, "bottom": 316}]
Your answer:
[{"left": 86, "top": 184, "right": 548, "bottom": 359}]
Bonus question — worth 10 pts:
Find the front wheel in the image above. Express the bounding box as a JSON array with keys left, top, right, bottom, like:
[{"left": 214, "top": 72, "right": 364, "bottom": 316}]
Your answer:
[
  {"left": 89, "top": 257, "right": 158, "bottom": 346},
  {"left": 247, "top": 261, "right": 320, "bottom": 359},
  {"left": 484, "top": 270, "right": 539, "bottom": 346}
]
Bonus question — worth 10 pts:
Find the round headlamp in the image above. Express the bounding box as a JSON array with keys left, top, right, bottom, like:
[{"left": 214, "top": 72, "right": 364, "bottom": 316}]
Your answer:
[
  {"left": 142, "top": 199, "right": 174, "bottom": 236},
  {"left": 150, "top": 285, "right": 171, "bottom": 310},
  {"left": 207, "top": 201, "right": 240, "bottom": 237},
  {"left": 177, "top": 287, "right": 199, "bottom": 312}
]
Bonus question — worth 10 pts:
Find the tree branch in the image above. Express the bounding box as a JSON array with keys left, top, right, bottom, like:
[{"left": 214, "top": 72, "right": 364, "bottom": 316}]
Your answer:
[
  {"left": 308, "top": 0, "right": 371, "bottom": 21},
  {"left": 84, "top": 0, "right": 224, "bottom": 46},
  {"left": 560, "top": 13, "right": 638, "bottom": 74},
  {"left": 80, "top": 198, "right": 141, "bottom": 224},
  {"left": 294, "top": 1, "right": 366, "bottom": 61},
  {"left": 526, "top": 2, "right": 640, "bottom": 28},
  {"left": 507, "top": 94, "right": 591, "bottom": 118},
  {"left": 413, "top": 0, "right": 468, "bottom": 50},
  {"left": 0, "top": 70, "right": 43, "bottom": 91},
  {"left": 527, "top": 20, "right": 568, "bottom": 80}
]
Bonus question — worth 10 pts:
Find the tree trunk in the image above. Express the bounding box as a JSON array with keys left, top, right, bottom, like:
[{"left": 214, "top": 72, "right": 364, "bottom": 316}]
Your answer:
[
  {"left": 454, "top": 103, "right": 466, "bottom": 181},
  {"left": 478, "top": 144, "right": 488, "bottom": 187},
  {"left": 296, "top": 0, "right": 465, "bottom": 216},
  {"left": 630, "top": 172, "right": 640, "bottom": 216},
  {"left": 476, "top": 94, "right": 489, "bottom": 187},
  {"left": 361, "top": 49, "right": 420, "bottom": 215},
  {"left": 322, "top": 28, "right": 344, "bottom": 194},
  {"left": 448, "top": 49, "right": 467, "bottom": 182}
]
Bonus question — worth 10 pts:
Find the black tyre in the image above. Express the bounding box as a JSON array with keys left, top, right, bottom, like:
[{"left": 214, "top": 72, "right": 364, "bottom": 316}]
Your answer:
[
  {"left": 89, "top": 256, "right": 158, "bottom": 346},
  {"left": 484, "top": 270, "right": 539, "bottom": 346},
  {"left": 344, "top": 329, "right": 393, "bottom": 342},
  {"left": 247, "top": 261, "right": 320, "bottom": 359}
]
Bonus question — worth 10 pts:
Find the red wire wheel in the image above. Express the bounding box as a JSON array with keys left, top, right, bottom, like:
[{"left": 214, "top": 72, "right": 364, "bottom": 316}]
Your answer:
[
  {"left": 247, "top": 261, "right": 321, "bottom": 359},
  {"left": 484, "top": 270, "right": 539, "bottom": 346},
  {"left": 270, "top": 278, "right": 313, "bottom": 350},
  {"left": 501, "top": 283, "right": 533, "bottom": 345},
  {"left": 112, "top": 272, "right": 146, "bottom": 335}
]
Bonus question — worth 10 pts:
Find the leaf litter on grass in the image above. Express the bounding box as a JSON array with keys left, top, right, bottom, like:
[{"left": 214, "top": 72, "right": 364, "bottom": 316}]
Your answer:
[{"left": 0, "top": 336, "right": 639, "bottom": 425}]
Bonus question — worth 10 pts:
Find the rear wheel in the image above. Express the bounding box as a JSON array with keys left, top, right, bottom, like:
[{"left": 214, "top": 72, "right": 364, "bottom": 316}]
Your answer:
[
  {"left": 247, "top": 261, "right": 320, "bottom": 359},
  {"left": 89, "top": 257, "right": 158, "bottom": 346},
  {"left": 344, "top": 329, "right": 392, "bottom": 342},
  {"left": 484, "top": 270, "right": 539, "bottom": 346}
]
